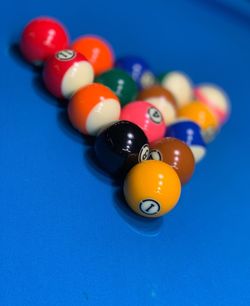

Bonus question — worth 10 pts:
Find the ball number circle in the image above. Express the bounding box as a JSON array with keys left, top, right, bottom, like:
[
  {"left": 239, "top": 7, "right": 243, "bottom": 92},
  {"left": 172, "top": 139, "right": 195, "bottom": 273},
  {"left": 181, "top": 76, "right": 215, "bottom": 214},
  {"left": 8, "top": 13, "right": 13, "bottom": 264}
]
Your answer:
[
  {"left": 148, "top": 107, "right": 163, "bottom": 124},
  {"left": 138, "top": 144, "right": 150, "bottom": 162},
  {"left": 56, "top": 49, "right": 76, "bottom": 61},
  {"left": 139, "top": 199, "right": 161, "bottom": 216},
  {"left": 149, "top": 149, "right": 162, "bottom": 161}
]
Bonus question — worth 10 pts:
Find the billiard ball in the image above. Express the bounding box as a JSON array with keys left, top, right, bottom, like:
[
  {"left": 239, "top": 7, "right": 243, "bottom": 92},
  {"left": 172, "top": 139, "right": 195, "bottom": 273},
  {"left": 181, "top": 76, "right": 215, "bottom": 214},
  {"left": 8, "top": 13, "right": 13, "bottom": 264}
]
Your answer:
[
  {"left": 123, "top": 160, "right": 181, "bottom": 218},
  {"left": 165, "top": 120, "right": 206, "bottom": 163},
  {"left": 95, "top": 120, "right": 149, "bottom": 176},
  {"left": 95, "top": 68, "right": 138, "bottom": 106},
  {"left": 71, "top": 35, "right": 114, "bottom": 75},
  {"left": 194, "top": 84, "right": 230, "bottom": 125},
  {"left": 178, "top": 101, "right": 219, "bottom": 143},
  {"left": 20, "top": 16, "right": 69, "bottom": 65},
  {"left": 137, "top": 85, "right": 177, "bottom": 124},
  {"left": 120, "top": 101, "right": 165, "bottom": 143},
  {"left": 158, "top": 71, "right": 193, "bottom": 108},
  {"left": 68, "top": 83, "right": 120, "bottom": 136},
  {"left": 149, "top": 137, "right": 195, "bottom": 185},
  {"left": 43, "top": 49, "right": 94, "bottom": 99},
  {"left": 115, "top": 56, "right": 155, "bottom": 89}
]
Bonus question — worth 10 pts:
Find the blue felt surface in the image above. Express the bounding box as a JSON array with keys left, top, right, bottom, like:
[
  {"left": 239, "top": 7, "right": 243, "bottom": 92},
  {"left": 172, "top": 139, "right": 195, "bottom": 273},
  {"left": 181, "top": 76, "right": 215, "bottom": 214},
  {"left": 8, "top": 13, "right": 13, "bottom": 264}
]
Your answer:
[
  {"left": 1, "top": 0, "right": 250, "bottom": 305},
  {"left": 214, "top": 0, "right": 250, "bottom": 17}
]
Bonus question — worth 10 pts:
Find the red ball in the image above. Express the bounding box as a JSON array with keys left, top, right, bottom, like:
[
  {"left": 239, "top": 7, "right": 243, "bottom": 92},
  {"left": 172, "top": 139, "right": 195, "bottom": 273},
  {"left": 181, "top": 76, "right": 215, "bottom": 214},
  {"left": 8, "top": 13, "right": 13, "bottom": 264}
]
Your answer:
[
  {"left": 20, "top": 16, "right": 69, "bottom": 65},
  {"left": 120, "top": 101, "right": 166, "bottom": 143},
  {"left": 43, "top": 49, "right": 94, "bottom": 99}
]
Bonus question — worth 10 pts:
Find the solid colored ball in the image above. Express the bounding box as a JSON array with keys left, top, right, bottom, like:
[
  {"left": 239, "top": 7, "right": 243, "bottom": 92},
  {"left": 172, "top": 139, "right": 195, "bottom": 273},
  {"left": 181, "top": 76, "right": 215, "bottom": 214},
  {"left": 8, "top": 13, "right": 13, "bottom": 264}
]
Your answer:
[
  {"left": 159, "top": 71, "right": 193, "bottom": 108},
  {"left": 194, "top": 84, "right": 230, "bottom": 125},
  {"left": 20, "top": 16, "right": 69, "bottom": 65},
  {"left": 68, "top": 83, "right": 120, "bottom": 136},
  {"left": 149, "top": 137, "right": 195, "bottom": 185},
  {"left": 165, "top": 120, "right": 206, "bottom": 163},
  {"left": 178, "top": 101, "right": 219, "bottom": 143},
  {"left": 71, "top": 35, "right": 114, "bottom": 76},
  {"left": 95, "top": 68, "right": 138, "bottom": 106},
  {"left": 115, "top": 56, "right": 155, "bottom": 89},
  {"left": 137, "top": 85, "right": 177, "bottom": 124},
  {"left": 120, "top": 101, "right": 165, "bottom": 143},
  {"left": 95, "top": 121, "right": 149, "bottom": 176},
  {"left": 43, "top": 49, "right": 94, "bottom": 99},
  {"left": 124, "top": 160, "right": 181, "bottom": 218}
]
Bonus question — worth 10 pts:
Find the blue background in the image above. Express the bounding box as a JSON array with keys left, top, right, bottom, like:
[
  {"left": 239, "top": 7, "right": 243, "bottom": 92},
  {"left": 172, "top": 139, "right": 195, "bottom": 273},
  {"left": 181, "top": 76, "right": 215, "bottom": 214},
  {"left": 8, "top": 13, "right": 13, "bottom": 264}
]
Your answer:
[{"left": 1, "top": 0, "right": 250, "bottom": 305}]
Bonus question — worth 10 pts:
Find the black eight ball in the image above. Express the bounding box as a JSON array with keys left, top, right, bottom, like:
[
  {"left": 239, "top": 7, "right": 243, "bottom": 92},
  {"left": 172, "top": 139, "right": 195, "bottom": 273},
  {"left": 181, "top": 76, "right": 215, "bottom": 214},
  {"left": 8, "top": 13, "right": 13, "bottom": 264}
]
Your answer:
[{"left": 94, "top": 120, "right": 149, "bottom": 176}]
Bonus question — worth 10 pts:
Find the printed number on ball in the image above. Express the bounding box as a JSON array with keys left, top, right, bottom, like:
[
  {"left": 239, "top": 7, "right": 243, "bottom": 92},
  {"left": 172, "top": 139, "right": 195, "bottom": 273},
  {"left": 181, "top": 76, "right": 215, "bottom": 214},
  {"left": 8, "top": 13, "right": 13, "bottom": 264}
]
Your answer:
[
  {"left": 148, "top": 107, "right": 162, "bottom": 124},
  {"left": 149, "top": 149, "right": 162, "bottom": 161},
  {"left": 138, "top": 144, "right": 150, "bottom": 162},
  {"left": 56, "top": 50, "right": 76, "bottom": 61},
  {"left": 139, "top": 199, "right": 161, "bottom": 215}
]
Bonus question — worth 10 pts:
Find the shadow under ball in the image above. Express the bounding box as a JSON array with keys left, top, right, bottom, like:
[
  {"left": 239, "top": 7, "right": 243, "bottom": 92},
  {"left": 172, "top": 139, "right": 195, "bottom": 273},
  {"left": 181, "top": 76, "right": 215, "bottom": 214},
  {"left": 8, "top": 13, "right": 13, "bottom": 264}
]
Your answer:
[
  {"left": 94, "top": 120, "right": 149, "bottom": 177},
  {"left": 149, "top": 137, "right": 195, "bottom": 185}
]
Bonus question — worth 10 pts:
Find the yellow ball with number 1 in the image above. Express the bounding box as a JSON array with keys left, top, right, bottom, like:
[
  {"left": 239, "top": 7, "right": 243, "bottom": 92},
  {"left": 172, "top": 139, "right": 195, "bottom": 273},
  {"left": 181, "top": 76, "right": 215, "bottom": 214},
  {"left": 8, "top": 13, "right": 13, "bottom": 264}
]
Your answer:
[{"left": 123, "top": 160, "right": 181, "bottom": 218}]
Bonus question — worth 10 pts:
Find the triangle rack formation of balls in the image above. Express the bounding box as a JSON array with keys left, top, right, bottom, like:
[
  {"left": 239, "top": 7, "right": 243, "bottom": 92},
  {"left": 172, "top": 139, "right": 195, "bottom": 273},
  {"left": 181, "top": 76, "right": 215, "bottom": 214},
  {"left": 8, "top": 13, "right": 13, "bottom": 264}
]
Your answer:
[{"left": 18, "top": 16, "right": 230, "bottom": 218}]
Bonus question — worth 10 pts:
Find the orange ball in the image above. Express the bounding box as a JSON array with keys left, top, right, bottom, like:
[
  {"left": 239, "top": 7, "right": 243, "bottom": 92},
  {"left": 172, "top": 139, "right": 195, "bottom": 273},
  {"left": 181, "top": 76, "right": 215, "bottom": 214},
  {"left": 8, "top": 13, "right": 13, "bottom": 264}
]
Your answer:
[
  {"left": 68, "top": 83, "right": 120, "bottom": 136},
  {"left": 178, "top": 101, "right": 219, "bottom": 142},
  {"left": 124, "top": 160, "right": 181, "bottom": 218},
  {"left": 71, "top": 35, "right": 114, "bottom": 76}
]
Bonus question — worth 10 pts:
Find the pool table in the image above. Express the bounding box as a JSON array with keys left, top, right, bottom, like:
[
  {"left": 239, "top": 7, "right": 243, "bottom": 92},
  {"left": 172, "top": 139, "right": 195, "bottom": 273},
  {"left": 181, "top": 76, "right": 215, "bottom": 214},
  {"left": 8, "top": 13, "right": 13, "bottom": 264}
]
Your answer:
[{"left": 1, "top": 0, "right": 250, "bottom": 305}]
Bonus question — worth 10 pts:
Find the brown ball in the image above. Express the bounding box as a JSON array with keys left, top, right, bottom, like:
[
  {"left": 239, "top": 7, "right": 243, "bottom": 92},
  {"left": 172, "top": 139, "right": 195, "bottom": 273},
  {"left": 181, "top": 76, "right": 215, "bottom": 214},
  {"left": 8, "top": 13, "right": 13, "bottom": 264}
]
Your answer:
[
  {"left": 149, "top": 137, "right": 195, "bottom": 185},
  {"left": 137, "top": 85, "right": 177, "bottom": 125}
]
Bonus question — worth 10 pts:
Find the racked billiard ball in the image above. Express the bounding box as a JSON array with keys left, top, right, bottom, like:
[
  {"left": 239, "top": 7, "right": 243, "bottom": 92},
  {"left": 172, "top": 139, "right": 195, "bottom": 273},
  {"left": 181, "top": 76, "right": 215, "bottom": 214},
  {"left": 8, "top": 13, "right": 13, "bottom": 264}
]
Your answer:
[
  {"left": 149, "top": 137, "right": 195, "bottom": 185},
  {"left": 43, "top": 49, "right": 94, "bottom": 99},
  {"left": 124, "top": 160, "right": 181, "bottom": 218},
  {"left": 68, "top": 83, "right": 120, "bottom": 136},
  {"left": 71, "top": 35, "right": 114, "bottom": 75},
  {"left": 158, "top": 71, "right": 193, "bottom": 108},
  {"left": 94, "top": 120, "right": 149, "bottom": 176},
  {"left": 115, "top": 56, "right": 155, "bottom": 89},
  {"left": 137, "top": 85, "right": 177, "bottom": 124},
  {"left": 165, "top": 120, "right": 206, "bottom": 163},
  {"left": 194, "top": 84, "right": 230, "bottom": 126},
  {"left": 95, "top": 68, "right": 138, "bottom": 106},
  {"left": 120, "top": 101, "right": 165, "bottom": 143},
  {"left": 20, "top": 16, "right": 69, "bottom": 65},
  {"left": 178, "top": 101, "right": 219, "bottom": 143}
]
